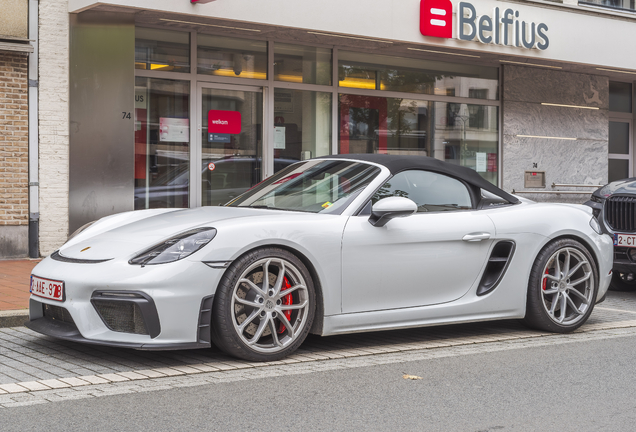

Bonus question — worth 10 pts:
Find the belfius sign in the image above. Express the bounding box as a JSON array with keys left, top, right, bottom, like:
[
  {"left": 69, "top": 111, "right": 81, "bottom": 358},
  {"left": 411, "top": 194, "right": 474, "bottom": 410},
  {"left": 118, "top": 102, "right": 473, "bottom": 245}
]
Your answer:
[{"left": 420, "top": 0, "right": 549, "bottom": 50}]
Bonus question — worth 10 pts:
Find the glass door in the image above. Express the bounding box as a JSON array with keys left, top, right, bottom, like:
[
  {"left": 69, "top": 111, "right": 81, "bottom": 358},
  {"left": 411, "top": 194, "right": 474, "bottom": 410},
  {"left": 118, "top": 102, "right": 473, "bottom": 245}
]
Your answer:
[{"left": 196, "top": 84, "right": 264, "bottom": 207}]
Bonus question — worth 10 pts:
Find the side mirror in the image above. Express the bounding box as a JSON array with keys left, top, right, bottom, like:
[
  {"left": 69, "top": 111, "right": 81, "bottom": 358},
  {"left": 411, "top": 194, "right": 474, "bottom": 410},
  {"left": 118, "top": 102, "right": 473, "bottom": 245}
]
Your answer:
[{"left": 368, "top": 197, "right": 417, "bottom": 227}]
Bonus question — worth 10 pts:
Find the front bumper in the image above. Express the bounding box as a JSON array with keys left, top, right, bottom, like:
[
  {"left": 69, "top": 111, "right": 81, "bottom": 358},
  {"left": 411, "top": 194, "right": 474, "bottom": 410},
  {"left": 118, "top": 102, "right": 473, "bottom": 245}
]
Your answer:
[
  {"left": 26, "top": 296, "right": 214, "bottom": 350},
  {"left": 27, "top": 255, "right": 225, "bottom": 348}
]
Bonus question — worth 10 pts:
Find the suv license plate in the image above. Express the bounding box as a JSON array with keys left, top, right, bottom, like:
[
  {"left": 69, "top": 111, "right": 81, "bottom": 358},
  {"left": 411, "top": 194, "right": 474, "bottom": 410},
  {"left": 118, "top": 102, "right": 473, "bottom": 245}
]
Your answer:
[
  {"left": 614, "top": 233, "right": 636, "bottom": 248},
  {"left": 30, "top": 275, "right": 65, "bottom": 302}
]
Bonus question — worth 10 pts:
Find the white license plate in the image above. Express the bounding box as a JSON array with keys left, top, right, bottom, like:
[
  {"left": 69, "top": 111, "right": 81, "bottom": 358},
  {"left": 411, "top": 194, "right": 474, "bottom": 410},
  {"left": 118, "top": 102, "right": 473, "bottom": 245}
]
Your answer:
[
  {"left": 614, "top": 233, "right": 636, "bottom": 248},
  {"left": 30, "top": 275, "right": 65, "bottom": 302}
]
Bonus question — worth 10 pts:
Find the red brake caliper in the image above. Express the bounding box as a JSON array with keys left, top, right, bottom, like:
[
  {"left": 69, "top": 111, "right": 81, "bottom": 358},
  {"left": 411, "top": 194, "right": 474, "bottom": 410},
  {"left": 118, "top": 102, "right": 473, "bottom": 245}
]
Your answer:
[
  {"left": 542, "top": 269, "right": 549, "bottom": 290},
  {"left": 278, "top": 277, "right": 293, "bottom": 334}
]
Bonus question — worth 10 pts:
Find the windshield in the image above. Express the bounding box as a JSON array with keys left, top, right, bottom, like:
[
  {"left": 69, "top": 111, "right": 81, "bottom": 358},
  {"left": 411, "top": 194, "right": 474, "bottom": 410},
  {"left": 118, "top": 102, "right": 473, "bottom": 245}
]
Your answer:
[{"left": 227, "top": 160, "right": 381, "bottom": 213}]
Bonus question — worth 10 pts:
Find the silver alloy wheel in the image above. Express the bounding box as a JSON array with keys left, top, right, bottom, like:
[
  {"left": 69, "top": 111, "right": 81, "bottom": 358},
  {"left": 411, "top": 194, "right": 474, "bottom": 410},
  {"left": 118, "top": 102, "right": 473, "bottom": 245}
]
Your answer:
[
  {"left": 540, "top": 247, "right": 594, "bottom": 326},
  {"left": 231, "top": 257, "right": 310, "bottom": 353}
]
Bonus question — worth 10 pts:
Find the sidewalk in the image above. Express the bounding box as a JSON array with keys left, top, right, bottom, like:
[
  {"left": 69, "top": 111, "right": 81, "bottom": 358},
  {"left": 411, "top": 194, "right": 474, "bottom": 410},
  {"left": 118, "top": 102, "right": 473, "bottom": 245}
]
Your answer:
[{"left": 0, "top": 259, "right": 40, "bottom": 312}]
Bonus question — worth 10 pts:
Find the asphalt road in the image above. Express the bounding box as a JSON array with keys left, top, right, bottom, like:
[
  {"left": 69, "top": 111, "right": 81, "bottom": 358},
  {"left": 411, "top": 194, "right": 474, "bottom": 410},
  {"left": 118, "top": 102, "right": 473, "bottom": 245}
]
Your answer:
[{"left": 3, "top": 330, "right": 636, "bottom": 432}]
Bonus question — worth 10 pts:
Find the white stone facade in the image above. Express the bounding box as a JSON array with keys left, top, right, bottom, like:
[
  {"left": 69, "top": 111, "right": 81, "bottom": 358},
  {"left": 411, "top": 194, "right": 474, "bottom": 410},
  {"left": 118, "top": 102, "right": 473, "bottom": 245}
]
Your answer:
[{"left": 38, "top": 0, "right": 69, "bottom": 255}]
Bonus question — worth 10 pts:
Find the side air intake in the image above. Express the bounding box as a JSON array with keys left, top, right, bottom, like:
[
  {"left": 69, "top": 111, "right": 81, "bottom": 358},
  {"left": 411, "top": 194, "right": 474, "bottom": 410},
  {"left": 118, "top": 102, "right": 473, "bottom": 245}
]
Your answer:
[{"left": 477, "top": 241, "right": 515, "bottom": 296}]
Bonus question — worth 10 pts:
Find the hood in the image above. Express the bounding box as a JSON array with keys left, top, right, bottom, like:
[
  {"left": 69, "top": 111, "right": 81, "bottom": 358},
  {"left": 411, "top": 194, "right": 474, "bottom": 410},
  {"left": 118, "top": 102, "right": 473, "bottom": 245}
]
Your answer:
[
  {"left": 58, "top": 206, "right": 276, "bottom": 260},
  {"left": 594, "top": 177, "right": 636, "bottom": 198}
]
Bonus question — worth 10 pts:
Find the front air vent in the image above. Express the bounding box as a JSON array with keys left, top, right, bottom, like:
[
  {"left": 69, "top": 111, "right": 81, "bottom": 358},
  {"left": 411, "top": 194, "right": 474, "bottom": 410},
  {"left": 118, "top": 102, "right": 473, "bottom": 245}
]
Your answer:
[
  {"left": 92, "top": 299, "right": 148, "bottom": 335},
  {"left": 477, "top": 241, "right": 515, "bottom": 296},
  {"left": 90, "top": 291, "right": 161, "bottom": 338},
  {"left": 605, "top": 196, "right": 636, "bottom": 232},
  {"left": 43, "top": 304, "right": 75, "bottom": 324}
]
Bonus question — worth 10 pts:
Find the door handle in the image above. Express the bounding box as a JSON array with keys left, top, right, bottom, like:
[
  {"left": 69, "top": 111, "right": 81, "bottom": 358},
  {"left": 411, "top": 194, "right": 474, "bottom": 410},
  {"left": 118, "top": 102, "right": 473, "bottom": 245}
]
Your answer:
[{"left": 462, "top": 232, "right": 491, "bottom": 242}]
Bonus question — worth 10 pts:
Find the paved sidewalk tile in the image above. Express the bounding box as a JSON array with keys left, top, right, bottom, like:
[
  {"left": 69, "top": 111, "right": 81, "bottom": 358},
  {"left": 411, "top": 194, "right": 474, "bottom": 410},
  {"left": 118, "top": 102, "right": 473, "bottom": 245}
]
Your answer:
[
  {"left": 77, "top": 375, "right": 110, "bottom": 385},
  {"left": 18, "top": 381, "right": 51, "bottom": 391},
  {"left": 59, "top": 377, "right": 91, "bottom": 387},
  {"left": 38, "top": 379, "right": 71, "bottom": 389},
  {"left": 98, "top": 374, "right": 129, "bottom": 383},
  {"left": 152, "top": 368, "right": 185, "bottom": 377},
  {"left": 0, "top": 383, "right": 28, "bottom": 393}
]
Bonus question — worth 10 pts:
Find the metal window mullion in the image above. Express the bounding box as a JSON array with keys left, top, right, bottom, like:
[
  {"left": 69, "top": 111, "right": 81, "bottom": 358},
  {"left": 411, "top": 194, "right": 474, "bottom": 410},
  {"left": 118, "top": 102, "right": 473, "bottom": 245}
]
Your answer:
[
  {"left": 188, "top": 30, "right": 200, "bottom": 208},
  {"left": 332, "top": 47, "right": 338, "bottom": 155},
  {"left": 264, "top": 40, "right": 275, "bottom": 179}
]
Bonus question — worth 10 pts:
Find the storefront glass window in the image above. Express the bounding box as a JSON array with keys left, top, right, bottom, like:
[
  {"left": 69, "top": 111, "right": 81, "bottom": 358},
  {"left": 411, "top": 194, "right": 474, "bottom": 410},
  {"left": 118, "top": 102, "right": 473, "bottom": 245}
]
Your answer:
[
  {"left": 135, "top": 28, "right": 190, "bottom": 73},
  {"left": 338, "top": 51, "right": 498, "bottom": 100},
  {"left": 198, "top": 35, "right": 267, "bottom": 80},
  {"left": 134, "top": 77, "right": 191, "bottom": 209},
  {"left": 339, "top": 94, "right": 498, "bottom": 184},
  {"left": 274, "top": 89, "right": 332, "bottom": 171},
  {"left": 610, "top": 81, "right": 632, "bottom": 113},
  {"left": 274, "top": 43, "right": 332, "bottom": 86},
  {"left": 201, "top": 88, "right": 263, "bottom": 206}
]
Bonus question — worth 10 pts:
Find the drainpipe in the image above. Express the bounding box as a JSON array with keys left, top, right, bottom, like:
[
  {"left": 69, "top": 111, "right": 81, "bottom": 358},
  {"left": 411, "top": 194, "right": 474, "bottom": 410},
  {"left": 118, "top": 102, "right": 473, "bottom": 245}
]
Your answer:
[{"left": 28, "top": 0, "right": 39, "bottom": 258}]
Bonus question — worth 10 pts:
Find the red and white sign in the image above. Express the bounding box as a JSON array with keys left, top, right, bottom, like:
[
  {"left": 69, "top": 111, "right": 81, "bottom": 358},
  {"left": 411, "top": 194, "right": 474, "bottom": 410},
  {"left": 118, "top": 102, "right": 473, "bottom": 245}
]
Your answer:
[
  {"left": 208, "top": 110, "right": 241, "bottom": 134},
  {"left": 208, "top": 162, "right": 216, "bottom": 171},
  {"left": 30, "top": 275, "right": 65, "bottom": 302},
  {"left": 420, "top": 0, "right": 453, "bottom": 39}
]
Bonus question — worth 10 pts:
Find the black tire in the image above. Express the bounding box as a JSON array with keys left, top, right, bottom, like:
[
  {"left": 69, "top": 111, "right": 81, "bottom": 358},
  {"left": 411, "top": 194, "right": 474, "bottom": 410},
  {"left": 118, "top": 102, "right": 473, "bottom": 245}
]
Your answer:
[
  {"left": 609, "top": 272, "right": 636, "bottom": 292},
  {"left": 522, "top": 238, "right": 598, "bottom": 333},
  {"left": 211, "top": 247, "right": 315, "bottom": 361}
]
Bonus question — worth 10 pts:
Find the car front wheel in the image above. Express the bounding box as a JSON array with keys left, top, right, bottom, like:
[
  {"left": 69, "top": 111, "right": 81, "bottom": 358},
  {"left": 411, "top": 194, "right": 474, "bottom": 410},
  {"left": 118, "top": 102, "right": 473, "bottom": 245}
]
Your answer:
[
  {"left": 211, "top": 247, "right": 315, "bottom": 361},
  {"left": 523, "top": 239, "right": 598, "bottom": 333}
]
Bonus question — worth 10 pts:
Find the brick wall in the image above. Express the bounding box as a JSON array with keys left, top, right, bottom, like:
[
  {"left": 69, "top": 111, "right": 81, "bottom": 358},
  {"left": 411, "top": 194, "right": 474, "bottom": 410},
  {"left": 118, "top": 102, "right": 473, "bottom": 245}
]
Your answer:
[
  {"left": 38, "top": 0, "right": 69, "bottom": 255},
  {"left": 0, "top": 52, "right": 29, "bottom": 228}
]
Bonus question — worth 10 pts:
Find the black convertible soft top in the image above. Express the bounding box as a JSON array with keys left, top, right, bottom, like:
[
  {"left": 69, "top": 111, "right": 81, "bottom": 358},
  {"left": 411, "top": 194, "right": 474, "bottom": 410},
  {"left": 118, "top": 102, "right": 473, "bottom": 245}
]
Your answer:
[{"left": 321, "top": 153, "right": 519, "bottom": 204}]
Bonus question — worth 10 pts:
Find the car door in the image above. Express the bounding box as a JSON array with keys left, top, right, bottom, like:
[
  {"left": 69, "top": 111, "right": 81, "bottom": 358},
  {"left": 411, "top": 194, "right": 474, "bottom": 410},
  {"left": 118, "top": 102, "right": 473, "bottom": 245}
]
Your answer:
[{"left": 341, "top": 169, "right": 495, "bottom": 313}]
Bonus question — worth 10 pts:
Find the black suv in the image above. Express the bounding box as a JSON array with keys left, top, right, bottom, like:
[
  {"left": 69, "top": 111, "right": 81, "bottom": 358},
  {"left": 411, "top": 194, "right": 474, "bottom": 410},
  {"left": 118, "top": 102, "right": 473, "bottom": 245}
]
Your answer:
[{"left": 585, "top": 178, "right": 636, "bottom": 291}]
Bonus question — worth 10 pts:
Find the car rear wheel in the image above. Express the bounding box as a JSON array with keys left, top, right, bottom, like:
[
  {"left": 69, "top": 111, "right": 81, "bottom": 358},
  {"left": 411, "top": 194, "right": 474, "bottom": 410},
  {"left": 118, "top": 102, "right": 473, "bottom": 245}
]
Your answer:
[
  {"left": 609, "top": 272, "right": 636, "bottom": 292},
  {"left": 523, "top": 239, "right": 598, "bottom": 333},
  {"left": 211, "top": 247, "right": 315, "bottom": 361}
]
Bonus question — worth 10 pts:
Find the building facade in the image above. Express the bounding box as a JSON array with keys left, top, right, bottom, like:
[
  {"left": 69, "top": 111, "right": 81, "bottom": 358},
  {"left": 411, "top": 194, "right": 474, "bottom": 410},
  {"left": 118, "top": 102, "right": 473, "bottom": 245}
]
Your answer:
[
  {"left": 0, "top": 0, "right": 34, "bottom": 258},
  {"left": 21, "top": 0, "right": 636, "bottom": 257}
]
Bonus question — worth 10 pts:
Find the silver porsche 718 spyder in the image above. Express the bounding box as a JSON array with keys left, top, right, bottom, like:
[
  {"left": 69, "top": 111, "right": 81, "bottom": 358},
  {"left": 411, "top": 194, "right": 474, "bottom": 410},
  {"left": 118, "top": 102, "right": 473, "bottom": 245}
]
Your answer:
[{"left": 27, "top": 154, "right": 613, "bottom": 361}]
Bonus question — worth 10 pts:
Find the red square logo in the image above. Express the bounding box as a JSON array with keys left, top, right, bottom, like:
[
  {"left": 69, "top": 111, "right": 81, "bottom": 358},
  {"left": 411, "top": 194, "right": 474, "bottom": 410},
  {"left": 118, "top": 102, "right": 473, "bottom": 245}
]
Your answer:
[
  {"left": 420, "top": 0, "right": 453, "bottom": 39},
  {"left": 208, "top": 110, "right": 241, "bottom": 134}
]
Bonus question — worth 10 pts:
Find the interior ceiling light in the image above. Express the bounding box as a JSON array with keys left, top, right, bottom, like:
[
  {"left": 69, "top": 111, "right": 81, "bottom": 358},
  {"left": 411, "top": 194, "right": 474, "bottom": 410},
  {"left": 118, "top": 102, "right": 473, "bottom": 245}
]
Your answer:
[
  {"left": 516, "top": 134, "right": 577, "bottom": 140},
  {"left": 500, "top": 60, "right": 562, "bottom": 69},
  {"left": 541, "top": 103, "right": 599, "bottom": 110},
  {"left": 159, "top": 18, "right": 260, "bottom": 32},
  {"left": 306, "top": 31, "right": 393, "bottom": 43},
  {"left": 596, "top": 67, "right": 636, "bottom": 75},
  {"left": 407, "top": 47, "right": 480, "bottom": 58}
]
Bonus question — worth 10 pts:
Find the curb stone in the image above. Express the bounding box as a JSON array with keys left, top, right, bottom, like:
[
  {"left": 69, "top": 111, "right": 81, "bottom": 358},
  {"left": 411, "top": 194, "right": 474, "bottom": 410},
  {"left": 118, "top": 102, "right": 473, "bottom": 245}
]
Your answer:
[{"left": 0, "top": 310, "right": 29, "bottom": 328}]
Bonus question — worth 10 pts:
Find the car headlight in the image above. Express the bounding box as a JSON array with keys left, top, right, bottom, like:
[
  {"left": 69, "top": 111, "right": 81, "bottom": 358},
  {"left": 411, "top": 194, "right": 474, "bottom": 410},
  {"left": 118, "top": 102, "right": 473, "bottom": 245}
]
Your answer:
[
  {"left": 129, "top": 227, "right": 217, "bottom": 266},
  {"left": 589, "top": 217, "right": 602, "bottom": 235}
]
